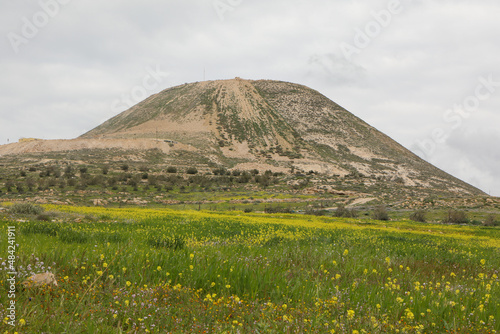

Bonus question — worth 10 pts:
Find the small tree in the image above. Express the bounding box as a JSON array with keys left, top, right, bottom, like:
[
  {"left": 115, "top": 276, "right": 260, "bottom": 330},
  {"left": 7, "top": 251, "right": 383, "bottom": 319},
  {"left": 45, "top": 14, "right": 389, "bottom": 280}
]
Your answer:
[
  {"left": 484, "top": 214, "right": 499, "bottom": 226},
  {"left": 26, "top": 178, "right": 36, "bottom": 192},
  {"left": 5, "top": 180, "right": 14, "bottom": 192},
  {"left": 186, "top": 167, "right": 198, "bottom": 175},
  {"left": 334, "top": 204, "right": 357, "bottom": 218},
  {"left": 372, "top": 205, "right": 389, "bottom": 221},
  {"left": 443, "top": 210, "right": 469, "bottom": 225},
  {"left": 64, "top": 165, "right": 75, "bottom": 178},
  {"left": 410, "top": 210, "right": 427, "bottom": 223}
]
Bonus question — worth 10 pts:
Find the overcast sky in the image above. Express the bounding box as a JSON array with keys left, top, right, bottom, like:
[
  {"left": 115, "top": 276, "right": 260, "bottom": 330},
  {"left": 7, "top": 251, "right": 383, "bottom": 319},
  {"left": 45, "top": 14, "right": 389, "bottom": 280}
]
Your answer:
[{"left": 1, "top": 0, "right": 499, "bottom": 196}]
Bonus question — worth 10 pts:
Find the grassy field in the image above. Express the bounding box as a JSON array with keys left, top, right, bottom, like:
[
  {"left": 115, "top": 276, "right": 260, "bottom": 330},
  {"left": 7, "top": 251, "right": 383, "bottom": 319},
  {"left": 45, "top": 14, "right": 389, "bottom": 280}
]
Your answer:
[{"left": 0, "top": 205, "right": 499, "bottom": 333}]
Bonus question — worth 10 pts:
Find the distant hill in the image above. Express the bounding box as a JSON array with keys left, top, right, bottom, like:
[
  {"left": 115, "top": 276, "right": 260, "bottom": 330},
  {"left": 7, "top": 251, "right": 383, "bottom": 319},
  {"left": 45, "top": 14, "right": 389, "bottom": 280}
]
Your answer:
[
  {"left": 80, "top": 77, "right": 483, "bottom": 196},
  {"left": 0, "top": 78, "right": 485, "bottom": 198}
]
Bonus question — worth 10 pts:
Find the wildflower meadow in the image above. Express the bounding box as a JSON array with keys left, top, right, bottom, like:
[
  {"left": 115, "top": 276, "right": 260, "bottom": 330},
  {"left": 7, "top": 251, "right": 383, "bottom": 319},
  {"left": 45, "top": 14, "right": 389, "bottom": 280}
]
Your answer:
[{"left": 0, "top": 205, "right": 499, "bottom": 333}]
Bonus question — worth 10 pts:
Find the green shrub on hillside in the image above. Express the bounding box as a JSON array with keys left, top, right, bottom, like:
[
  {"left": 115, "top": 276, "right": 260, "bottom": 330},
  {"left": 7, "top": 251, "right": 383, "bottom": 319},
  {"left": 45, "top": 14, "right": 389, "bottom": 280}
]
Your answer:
[
  {"left": 186, "top": 167, "right": 198, "bottom": 175},
  {"left": 443, "top": 210, "right": 469, "bottom": 225},
  {"left": 410, "top": 210, "right": 427, "bottom": 223},
  {"left": 372, "top": 205, "right": 389, "bottom": 221},
  {"left": 9, "top": 203, "right": 44, "bottom": 215},
  {"left": 334, "top": 204, "right": 358, "bottom": 218}
]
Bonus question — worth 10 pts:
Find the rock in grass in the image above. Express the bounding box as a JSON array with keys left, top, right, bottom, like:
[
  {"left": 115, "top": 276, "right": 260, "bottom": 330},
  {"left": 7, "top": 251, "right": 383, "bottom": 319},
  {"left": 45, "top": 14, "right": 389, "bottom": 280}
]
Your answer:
[{"left": 22, "top": 272, "right": 59, "bottom": 288}]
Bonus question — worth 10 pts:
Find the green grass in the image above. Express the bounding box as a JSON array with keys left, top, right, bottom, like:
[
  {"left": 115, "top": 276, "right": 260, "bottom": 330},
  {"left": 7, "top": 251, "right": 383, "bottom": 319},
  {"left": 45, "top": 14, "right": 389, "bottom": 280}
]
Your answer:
[{"left": 0, "top": 206, "right": 499, "bottom": 333}]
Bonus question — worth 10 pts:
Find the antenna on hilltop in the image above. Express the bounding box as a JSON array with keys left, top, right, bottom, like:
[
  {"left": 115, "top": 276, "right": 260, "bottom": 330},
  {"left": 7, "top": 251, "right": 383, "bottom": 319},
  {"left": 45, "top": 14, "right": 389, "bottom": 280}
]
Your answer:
[{"left": 203, "top": 68, "right": 206, "bottom": 81}]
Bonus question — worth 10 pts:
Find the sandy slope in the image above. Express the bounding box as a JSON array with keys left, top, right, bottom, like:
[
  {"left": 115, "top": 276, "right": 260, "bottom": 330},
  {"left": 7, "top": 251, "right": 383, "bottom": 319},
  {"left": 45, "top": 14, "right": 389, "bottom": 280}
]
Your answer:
[{"left": 0, "top": 138, "right": 188, "bottom": 156}]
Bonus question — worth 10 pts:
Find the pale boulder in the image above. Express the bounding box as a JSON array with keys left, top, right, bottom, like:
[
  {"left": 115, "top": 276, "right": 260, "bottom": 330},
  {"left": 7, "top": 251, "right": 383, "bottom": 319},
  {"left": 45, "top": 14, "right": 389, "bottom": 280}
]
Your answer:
[{"left": 22, "top": 272, "right": 58, "bottom": 288}]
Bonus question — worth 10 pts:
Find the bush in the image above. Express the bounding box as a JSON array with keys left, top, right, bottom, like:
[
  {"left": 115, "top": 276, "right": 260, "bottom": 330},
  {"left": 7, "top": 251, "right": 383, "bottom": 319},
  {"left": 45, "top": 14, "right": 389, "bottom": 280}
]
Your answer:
[
  {"left": 443, "top": 210, "right": 469, "bottom": 224},
  {"left": 334, "top": 204, "right": 358, "bottom": 218},
  {"left": 410, "top": 210, "right": 427, "bottom": 223},
  {"left": 265, "top": 206, "right": 293, "bottom": 214},
  {"left": 64, "top": 165, "right": 75, "bottom": 178},
  {"left": 36, "top": 212, "right": 58, "bottom": 222},
  {"left": 372, "top": 205, "right": 389, "bottom": 221},
  {"left": 9, "top": 203, "right": 44, "bottom": 215},
  {"left": 237, "top": 173, "right": 251, "bottom": 183},
  {"left": 305, "top": 208, "right": 326, "bottom": 216},
  {"left": 186, "top": 167, "right": 198, "bottom": 175},
  {"left": 484, "top": 214, "right": 499, "bottom": 226},
  {"left": 212, "top": 168, "right": 227, "bottom": 175},
  {"left": 166, "top": 167, "right": 178, "bottom": 173}
]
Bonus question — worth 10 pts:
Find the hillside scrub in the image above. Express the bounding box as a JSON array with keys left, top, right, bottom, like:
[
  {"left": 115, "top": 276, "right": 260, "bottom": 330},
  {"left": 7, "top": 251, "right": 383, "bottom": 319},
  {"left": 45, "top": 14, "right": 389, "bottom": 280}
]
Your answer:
[
  {"left": 371, "top": 205, "right": 389, "bottom": 221},
  {"left": 443, "top": 209, "right": 469, "bottom": 225},
  {"left": 410, "top": 209, "right": 427, "bottom": 223},
  {"left": 8, "top": 202, "right": 44, "bottom": 215}
]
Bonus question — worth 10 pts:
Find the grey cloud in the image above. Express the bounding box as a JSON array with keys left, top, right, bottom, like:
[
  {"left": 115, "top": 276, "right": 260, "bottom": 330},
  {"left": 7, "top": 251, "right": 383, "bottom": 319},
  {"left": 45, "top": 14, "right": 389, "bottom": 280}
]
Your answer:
[{"left": 0, "top": 0, "right": 499, "bottom": 195}]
